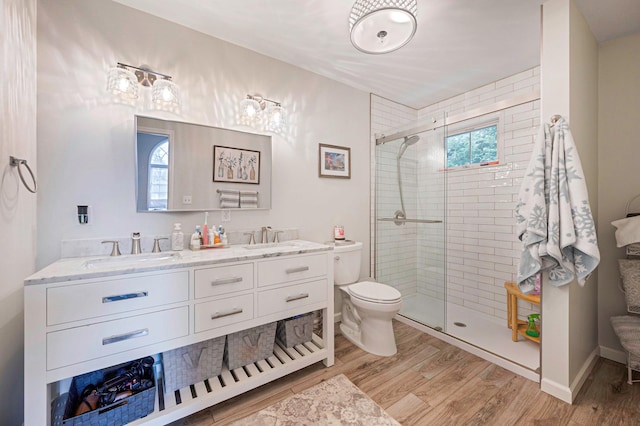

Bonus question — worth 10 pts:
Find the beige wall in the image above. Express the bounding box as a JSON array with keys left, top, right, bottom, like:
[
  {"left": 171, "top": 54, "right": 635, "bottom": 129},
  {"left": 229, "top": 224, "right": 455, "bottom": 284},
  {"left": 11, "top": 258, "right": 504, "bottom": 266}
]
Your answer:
[
  {"left": 37, "top": 0, "right": 371, "bottom": 279},
  {"left": 540, "top": 0, "right": 599, "bottom": 403},
  {"left": 597, "top": 32, "right": 640, "bottom": 357},
  {"left": 0, "top": 0, "right": 36, "bottom": 424}
]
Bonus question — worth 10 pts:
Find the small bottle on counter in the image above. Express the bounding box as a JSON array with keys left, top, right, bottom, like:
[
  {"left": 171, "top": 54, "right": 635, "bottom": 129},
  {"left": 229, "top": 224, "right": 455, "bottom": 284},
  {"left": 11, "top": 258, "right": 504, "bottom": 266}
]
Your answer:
[
  {"left": 190, "top": 226, "right": 201, "bottom": 250},
  {"left": 171, "top": 223, "right": 184, "bottom": 251}
]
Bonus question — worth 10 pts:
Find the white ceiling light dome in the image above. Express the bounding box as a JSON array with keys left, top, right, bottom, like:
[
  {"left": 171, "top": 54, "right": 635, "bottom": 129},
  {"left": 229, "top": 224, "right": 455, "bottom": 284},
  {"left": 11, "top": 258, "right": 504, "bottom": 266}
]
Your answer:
[{"left": 349, "top": 0, "right": 418, "bottom": 54}]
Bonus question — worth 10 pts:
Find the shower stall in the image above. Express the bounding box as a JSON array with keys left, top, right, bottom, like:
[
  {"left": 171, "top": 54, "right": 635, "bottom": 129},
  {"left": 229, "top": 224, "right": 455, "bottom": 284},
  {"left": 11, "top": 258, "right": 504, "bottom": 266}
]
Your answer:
[{"left": 374, "top": 95, "right": 541, "bottom": 375}]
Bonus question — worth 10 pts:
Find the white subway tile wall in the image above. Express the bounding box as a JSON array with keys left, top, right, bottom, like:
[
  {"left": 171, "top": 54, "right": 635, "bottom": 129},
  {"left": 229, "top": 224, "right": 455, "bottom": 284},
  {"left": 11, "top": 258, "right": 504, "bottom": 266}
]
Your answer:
[{"left": 371, "top": 67, "right": 541, "bottom": 325}]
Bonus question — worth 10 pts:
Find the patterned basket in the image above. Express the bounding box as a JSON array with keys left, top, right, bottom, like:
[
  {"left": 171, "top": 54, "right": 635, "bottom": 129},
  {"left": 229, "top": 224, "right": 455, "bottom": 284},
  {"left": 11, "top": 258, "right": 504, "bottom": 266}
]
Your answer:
[
  {"left": 617, "top": 259, "right": 640, "bottom": 314},
  {"left": 51, "top": 357, "right": 155, "bottom": 426},
  {"left": 224, "top": 322, "right": 276, "bottom": 370},
  {"left": 276, "top": 314, "right": 314, "bottom": 348},
  {"left": 162, "top": 336, "right": 226, "bottom": 393}
]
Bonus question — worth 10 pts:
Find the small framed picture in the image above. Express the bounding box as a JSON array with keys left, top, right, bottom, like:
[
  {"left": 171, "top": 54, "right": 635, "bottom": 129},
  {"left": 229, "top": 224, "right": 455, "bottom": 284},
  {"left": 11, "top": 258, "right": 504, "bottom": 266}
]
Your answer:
[
  {"left": 319, "top": 143, "right": 351, "bottom": 179},
  {"left": 213, "top": 145, "right": 260, "bottom": 184}
]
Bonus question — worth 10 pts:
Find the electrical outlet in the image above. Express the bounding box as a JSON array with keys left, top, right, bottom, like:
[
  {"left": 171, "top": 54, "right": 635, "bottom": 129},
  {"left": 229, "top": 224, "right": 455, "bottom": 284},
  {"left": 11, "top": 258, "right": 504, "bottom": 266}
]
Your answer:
[
  {"left": 77, "top": 205, "right": 92, "bottom": 225},
  {"left": 182, "top": 195, "right": 192, "bottom": 205},
  {"left": 221, "top": 209, "right": 231, "bottom": 222}
]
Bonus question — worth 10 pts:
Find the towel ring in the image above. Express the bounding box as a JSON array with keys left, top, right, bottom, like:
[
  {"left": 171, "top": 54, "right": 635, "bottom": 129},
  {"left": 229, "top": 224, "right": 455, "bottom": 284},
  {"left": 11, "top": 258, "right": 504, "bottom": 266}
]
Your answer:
[
  {"left": 9, "top": 156, "right": 37, "bottom": 193},
  {"left": 625, "top": 193, "right": 640, "bottom": 217}
]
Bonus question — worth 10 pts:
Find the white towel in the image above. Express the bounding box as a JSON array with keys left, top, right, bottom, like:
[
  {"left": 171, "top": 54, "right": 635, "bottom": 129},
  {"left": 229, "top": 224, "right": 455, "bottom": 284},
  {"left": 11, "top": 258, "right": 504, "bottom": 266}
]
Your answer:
[
  {"left": 240, "top": 190, "right": 258, "bottom": 209},
  {"left": 218, "top": 189, "right": 239, "bottom": 208},
  {"left": 515, "top": 117, "right": 600, "bottom": 294},
  {"left": 611, "top": 216, "right": 640, "bottom": 247}
]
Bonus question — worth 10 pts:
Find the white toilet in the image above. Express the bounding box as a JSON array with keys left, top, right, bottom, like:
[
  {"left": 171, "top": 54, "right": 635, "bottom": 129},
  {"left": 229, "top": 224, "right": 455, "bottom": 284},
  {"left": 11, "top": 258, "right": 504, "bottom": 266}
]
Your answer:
[{"left": 334, "top": 241, "right": 403, "bottom": 356}]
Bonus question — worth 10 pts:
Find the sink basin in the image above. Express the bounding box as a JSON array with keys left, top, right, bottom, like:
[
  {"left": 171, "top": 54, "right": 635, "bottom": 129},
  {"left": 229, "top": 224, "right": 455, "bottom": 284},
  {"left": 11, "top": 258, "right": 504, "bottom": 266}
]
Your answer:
[
  {"left": 84, "top": 252, "right": 182, "bottom": 269},
  {"left": 243, "top": 241, "right": 300, "bottom": 250}
]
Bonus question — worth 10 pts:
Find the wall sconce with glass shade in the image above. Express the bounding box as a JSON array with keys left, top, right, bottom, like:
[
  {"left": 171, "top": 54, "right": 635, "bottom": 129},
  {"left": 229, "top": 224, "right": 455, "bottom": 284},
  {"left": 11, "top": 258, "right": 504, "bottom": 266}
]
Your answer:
[
  {"left": 240, "top": 94, "right": 286, "bottom": 133},
  {"left": 349, "top": 0, "right": 417, "bottom": 54},
  {"left": 107, "top": 63, "right": 181, "bottom": 112}
]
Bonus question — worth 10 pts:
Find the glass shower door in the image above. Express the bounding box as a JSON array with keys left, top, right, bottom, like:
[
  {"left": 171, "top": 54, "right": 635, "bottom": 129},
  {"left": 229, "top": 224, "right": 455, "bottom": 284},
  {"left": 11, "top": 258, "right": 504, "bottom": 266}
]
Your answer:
[{"left": 375, "top": 125, "right": 447, "bottom": 330}]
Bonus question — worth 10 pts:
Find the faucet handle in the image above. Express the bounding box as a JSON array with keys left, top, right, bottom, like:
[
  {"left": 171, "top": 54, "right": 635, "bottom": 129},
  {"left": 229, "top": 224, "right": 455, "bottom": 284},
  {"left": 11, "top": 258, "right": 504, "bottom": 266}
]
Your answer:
[
  {"left": 273, "top": 230, "right": 285, "bottom": 243},
  {"left": 152, "top": 237, "right": 168, "bottom": 253},
  {"left": 101, "top": 240, "right": 121, "bottom": 257},
  {"left": 244, "top": 232, "right": 256, "bottom": 245}
]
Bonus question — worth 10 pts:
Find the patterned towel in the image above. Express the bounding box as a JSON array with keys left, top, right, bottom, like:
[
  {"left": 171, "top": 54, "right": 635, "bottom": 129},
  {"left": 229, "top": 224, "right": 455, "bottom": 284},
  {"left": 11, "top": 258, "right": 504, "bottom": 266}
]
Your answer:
[
  {"left": 515, "top": 117, "right": 600, "bottom": 294},
  {"left": 240, "top": 190, "right": 258, "bottom": 209},
  {"left": 219, "top": 189, "right": 239, "bottom": 208}
]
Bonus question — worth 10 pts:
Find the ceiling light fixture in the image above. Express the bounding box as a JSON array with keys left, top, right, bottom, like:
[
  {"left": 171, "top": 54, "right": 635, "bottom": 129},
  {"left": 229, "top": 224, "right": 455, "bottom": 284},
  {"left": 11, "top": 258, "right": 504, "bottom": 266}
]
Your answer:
[
  {"left": 240, "top": 94, "right": 286, "bottom": 133},
  {"left": 349, "top": 0, "right": 417, "bottom": 54},
  {"left": 107, "top": 62, "right": 181, "bottom": 112}
]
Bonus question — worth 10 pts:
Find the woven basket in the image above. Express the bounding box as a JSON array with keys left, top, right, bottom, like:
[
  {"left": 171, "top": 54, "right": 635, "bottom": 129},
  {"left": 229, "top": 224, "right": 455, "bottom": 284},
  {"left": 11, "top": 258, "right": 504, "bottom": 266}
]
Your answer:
[
  {"left": 617, "top": 259, "right": 640, "bottom": 314},
  {"left": 224, "top": 322, "right": 276, "bottom": 370},
  {"left": 276, "top": 314, "right": 313, "bottom": 348},
  {"left": 51, "top": 357, "right": 155, "bottom": 426},
  {"left": 162, "top": 336, "right": 225, "bottom": 393}
]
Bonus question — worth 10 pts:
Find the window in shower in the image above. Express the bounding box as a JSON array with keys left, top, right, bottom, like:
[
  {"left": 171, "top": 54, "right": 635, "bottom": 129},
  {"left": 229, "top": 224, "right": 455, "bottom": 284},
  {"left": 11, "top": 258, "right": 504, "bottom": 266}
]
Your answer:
[{"left": 446, "top": 123, "right": 497, "bottom": 168}]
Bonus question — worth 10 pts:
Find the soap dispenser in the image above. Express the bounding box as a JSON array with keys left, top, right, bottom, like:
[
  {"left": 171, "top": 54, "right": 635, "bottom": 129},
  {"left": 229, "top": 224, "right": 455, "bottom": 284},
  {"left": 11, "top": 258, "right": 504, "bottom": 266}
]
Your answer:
[{"left": 171, "top": 223, "right": 184, "bottom": 251}]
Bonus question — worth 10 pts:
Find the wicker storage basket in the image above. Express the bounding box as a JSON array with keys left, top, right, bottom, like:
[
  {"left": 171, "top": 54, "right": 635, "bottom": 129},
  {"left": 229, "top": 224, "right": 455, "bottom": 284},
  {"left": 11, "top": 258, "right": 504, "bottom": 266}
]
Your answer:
[
  {"left": 276, "top": 313, "right": 313, "bottom": 348},
  {"left": 162, "top": 336, "right": 225, "bottom": 393},
  {"left": 51, "top": 357, "right": 155, "bottom": 426},
  {"left": 224, "top": 322, "right": 276, "bottom": 370}
]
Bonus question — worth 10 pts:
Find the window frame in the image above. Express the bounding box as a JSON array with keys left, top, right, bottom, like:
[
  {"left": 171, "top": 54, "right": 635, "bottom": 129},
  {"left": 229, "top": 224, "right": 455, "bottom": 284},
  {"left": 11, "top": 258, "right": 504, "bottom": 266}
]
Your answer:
[{"left": 444, "top": 112, "right": 504, "bottom": 171}]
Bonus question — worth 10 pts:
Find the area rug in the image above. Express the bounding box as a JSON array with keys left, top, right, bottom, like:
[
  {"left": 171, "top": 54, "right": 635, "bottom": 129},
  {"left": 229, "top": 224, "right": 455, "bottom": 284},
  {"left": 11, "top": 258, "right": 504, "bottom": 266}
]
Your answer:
[{"left": 231, "top": 374, "right": 401, "bottom": 426}]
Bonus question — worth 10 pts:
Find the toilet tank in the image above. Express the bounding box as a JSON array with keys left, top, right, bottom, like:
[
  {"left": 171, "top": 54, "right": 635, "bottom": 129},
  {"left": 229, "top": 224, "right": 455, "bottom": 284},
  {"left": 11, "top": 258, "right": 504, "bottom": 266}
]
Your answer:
[{"left": 333, "top": 241, "right": 363, "bottom": 285}]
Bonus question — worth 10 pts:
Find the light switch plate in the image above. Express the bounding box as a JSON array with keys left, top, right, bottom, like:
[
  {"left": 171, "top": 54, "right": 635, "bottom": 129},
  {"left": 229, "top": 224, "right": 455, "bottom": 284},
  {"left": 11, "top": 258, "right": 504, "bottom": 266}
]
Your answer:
[{"left": 221, "top": 209, "right": 231, "bottom": 222}]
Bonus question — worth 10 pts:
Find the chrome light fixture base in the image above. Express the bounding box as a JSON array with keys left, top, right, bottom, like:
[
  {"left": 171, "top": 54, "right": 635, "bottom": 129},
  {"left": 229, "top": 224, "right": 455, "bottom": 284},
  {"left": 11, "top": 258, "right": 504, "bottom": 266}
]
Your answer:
[
  {"left": 240, "top": 94, "right": 286, "bottom": 133},
  {"left": 349, "top": 0, "right": 417, "bottom": 54},
  {"left": 107, "top": 62, "right": 181, "bottom": 112}
]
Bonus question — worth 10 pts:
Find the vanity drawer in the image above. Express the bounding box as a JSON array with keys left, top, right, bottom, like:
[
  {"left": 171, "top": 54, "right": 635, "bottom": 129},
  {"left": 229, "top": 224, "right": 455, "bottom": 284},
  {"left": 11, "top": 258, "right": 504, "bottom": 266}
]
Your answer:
[
  {"left": 47, "top": 271, "right": 189, "bottom": 326},
  {"left": 194, "top": 263, "right": 254, "bottom": 299},
  {"left": 257, "top": 254, "right": 327, "bottom": 287},
  {"left": 47, "top": 306, "right": 189, "bottom": 370},
  {"left": 258, "top": 279, "right": 327, "bottom": 317},
  {"left": 194, "top": 293, "right": 254, "bottom": 333}
]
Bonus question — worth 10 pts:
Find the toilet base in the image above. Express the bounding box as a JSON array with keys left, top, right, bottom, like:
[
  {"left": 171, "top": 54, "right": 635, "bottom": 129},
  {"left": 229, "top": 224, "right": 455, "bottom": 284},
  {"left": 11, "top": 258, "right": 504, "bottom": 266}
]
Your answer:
[{"left": 339, "top": 321, "right": 398, "bottom": 357}]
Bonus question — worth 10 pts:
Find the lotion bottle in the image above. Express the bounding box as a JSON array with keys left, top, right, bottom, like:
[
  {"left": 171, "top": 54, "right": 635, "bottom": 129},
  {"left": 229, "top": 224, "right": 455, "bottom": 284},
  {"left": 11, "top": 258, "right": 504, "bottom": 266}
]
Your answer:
[
  {"left": 190, "top": 226, "right": 201, "bottom": 250},
  {"left": 171, "top": 223, "right": 184, "bottom": 251}
]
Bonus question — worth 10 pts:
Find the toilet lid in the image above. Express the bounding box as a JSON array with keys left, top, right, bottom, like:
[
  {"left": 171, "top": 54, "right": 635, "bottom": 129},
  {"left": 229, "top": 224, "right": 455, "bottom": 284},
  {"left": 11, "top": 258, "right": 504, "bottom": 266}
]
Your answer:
[{"left": 348, "top": 281, "right": 402, "bottom": 304}]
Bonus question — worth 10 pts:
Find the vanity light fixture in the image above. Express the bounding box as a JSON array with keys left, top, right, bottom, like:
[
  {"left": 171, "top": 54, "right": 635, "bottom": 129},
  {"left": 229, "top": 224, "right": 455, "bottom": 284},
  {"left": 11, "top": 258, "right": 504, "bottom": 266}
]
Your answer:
[
  {"left": 240, "top": 94, "right": 286, "bottom": 133},
  {"left": 107, "top": 62, "right": 181, "bottom": 111},
  {"left": 349, "top": 0, "right": 418, "bottom": 54}
]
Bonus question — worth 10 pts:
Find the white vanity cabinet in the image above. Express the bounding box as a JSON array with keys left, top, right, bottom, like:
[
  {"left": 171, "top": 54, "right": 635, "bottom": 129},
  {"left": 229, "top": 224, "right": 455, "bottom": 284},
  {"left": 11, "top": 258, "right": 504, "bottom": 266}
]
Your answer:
[{"left": 24, "top": 244, "right": 334, "bottom": 426}]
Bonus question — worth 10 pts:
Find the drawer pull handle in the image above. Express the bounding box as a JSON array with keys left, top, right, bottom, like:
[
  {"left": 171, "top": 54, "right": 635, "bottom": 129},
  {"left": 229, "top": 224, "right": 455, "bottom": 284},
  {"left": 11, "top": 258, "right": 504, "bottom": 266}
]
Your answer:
[
  {"left": 102, "top": 291, "right": 148, "bottom": 303},
  {"left": 211, "top": 308, "right": 244, "bottom": 320},
  {"left": 286, "top": 293, "right": 309, "bottom": 302},
  {"left": 102, "top": 328, "right": 149, "bottom": 345},
  {"left": 285, "top": 266, "right": 309, "bottom": 274},
  {"left": 211, "top": 277, "right": 243, "bottom": 286}
]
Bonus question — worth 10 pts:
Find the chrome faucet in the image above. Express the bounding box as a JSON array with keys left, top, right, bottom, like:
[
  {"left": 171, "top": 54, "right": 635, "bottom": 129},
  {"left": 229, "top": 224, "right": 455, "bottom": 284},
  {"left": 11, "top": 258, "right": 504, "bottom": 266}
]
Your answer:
[
  {"left": 261, "top": 226, "right": 272, "bottom": 244},
  {"left": 131, "top": 232, "right": 142, "bottom": 254},
  {"left": 102, "top": 240, "right": 121, "bottom": 256},
  {"left": 152, "top": 237, "right": 168, "bottom": 253}
]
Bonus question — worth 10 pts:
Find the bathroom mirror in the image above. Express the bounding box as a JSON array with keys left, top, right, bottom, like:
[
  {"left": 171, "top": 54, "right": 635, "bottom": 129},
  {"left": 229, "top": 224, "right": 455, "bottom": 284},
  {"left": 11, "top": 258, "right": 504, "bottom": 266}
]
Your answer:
[{"left": 135, "top": 116, "right": 272, "bottom": 212}]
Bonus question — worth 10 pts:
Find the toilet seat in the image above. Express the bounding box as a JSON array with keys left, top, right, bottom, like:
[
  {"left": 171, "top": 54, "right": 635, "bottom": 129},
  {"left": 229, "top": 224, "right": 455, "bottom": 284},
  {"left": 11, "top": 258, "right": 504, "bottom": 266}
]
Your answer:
[{"left": 348, "top": 281, "right": 402, "bottom": 304}]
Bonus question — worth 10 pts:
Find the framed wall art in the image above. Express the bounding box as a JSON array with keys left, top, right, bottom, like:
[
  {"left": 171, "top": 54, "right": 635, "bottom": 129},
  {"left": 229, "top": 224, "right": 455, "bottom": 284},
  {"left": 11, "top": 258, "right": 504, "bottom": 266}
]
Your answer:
[
  {"left": 214, "top": 145, "right": 260, "bottom": 184},
  {"left": 319, "top": 143, "right": 351, "bottom": 179}
]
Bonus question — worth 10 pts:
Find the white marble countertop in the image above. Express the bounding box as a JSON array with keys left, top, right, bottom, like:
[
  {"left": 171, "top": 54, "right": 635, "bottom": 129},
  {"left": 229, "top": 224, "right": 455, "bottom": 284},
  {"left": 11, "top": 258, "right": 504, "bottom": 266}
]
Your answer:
[{"left": 25, "top": 240, "right": 333, "bottom": 285}]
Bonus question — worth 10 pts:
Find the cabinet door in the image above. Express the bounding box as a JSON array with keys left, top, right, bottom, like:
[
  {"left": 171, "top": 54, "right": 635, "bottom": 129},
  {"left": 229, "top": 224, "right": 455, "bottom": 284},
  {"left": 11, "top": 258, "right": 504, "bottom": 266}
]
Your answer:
[
  {"left": 47, "top": 306, "right": 189, "bottom": 370},
  {"left": 194, "top": 263, "right": 254, "bottom": 298},
  {"left": 47, "top": 271, "right": 188, "bottom": 325},
  {"left": 258, "top": 279, "right": 327, "bottom": 317},
  {"left": 257, "top": 254, "right": 327, "bottom": 287}
]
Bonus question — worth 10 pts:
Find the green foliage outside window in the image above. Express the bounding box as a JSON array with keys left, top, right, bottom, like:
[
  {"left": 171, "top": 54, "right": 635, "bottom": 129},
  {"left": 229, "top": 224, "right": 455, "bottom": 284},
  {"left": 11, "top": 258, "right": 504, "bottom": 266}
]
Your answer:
[{"left": 446, "top": 124, "right": 497, "bottom": 168}]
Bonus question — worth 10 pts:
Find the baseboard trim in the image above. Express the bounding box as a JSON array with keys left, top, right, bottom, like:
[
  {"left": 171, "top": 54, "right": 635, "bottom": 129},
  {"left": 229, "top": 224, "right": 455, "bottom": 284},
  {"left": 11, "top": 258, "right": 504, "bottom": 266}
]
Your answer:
[
  {"left": 541, "top": 347, "right": 599, "bottom": 404},
  {"left": 599, "top": 345, "right": 626, "bottom": 364},
  {"left": 540, "top": 378, "right": 572, "bottom": 403},
  {"left": 395, "top": 315, "right": 540, "bottom": 382}
]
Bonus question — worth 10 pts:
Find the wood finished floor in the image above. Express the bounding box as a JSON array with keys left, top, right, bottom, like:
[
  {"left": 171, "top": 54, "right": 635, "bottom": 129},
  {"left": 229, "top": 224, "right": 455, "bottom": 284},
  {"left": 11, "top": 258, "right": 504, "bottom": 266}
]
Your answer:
[{"left": 171, "top": 321, "right": 640, "bottom": 425}]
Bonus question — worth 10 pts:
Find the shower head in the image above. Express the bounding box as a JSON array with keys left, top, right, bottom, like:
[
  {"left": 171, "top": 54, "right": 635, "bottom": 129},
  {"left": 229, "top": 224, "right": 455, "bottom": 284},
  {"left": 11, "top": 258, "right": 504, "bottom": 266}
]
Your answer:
[{"left": 397, "top": 135, "right": 420, "bottom": 159}]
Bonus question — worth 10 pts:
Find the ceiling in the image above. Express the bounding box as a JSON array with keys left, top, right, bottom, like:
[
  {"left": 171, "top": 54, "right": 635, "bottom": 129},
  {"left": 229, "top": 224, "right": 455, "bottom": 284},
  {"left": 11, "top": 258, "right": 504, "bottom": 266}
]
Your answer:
[{"left": 113, "top": 0, "right": 640, "bottom": 109}]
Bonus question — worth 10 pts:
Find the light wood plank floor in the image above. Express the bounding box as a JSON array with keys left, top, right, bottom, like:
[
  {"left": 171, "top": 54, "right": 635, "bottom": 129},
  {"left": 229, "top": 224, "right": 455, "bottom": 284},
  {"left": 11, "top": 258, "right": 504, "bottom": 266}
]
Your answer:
[{"left": 171, "top": 321, "right": 640, "bottom": 425}]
